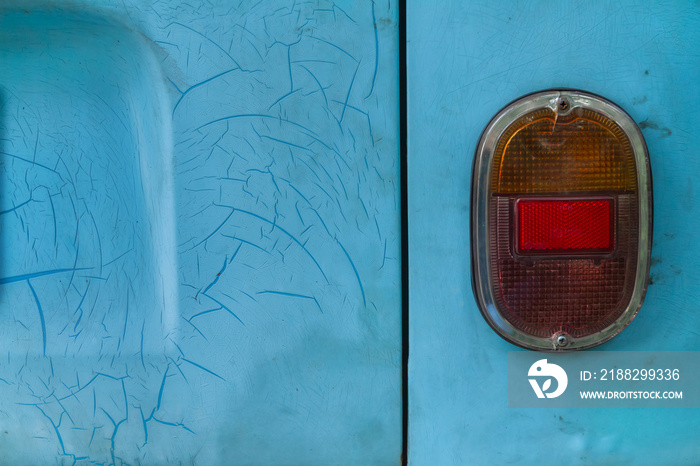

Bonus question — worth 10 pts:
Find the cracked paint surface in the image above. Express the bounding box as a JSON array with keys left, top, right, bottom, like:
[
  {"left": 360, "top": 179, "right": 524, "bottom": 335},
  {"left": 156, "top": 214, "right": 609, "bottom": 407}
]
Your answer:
[{"left": 0, "top": 1, "right": 399, "bottom": 464}]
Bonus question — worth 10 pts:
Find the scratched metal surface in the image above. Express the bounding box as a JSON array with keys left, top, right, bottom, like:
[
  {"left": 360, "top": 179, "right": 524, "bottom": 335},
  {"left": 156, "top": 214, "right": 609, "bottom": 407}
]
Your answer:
[
  {"left": 0, "top": 1, "right": 400, "bottom": 464},
  {"left": 409, "top": 2, "right": 700, "bottom": 465}
]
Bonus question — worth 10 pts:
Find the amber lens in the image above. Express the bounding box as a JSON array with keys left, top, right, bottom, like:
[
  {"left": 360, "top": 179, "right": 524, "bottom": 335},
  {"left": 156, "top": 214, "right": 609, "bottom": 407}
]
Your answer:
[{"left": 491, "top": 108, "right": 637, "bottom": 194}]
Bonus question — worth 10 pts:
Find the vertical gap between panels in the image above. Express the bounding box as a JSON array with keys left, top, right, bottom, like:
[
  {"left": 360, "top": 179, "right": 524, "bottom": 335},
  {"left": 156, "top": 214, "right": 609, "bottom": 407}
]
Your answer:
[{"left": 398, "top": 0, "right": 408, "bottom": 464}]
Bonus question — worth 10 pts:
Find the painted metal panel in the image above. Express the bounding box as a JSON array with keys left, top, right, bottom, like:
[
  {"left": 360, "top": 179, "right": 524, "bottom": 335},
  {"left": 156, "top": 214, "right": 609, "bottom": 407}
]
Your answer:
[
  {"left": 408, "top": 1, "right": 700, "bottom": 464},
  {"left": 0, "top": 1, "right": 400, "bottom": 464}
]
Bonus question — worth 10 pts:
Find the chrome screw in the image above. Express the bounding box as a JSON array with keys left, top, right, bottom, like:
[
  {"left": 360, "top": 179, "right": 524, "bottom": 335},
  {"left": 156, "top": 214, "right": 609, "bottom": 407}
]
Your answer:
[{"left": 555, "top": 334, "right": 570, "bottom": 348}]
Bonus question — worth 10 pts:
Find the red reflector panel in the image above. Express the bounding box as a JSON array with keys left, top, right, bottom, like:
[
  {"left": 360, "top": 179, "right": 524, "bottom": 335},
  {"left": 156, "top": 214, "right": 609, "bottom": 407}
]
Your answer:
[{"left": 517, "top": 198, "right": 613, "bottom": 254}]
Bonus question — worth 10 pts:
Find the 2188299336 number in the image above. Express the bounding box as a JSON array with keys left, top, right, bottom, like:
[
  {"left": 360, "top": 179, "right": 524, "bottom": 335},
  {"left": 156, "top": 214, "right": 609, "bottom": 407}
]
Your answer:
[{"left": 599, "top": 369, "right": 680, "bottom": 381}]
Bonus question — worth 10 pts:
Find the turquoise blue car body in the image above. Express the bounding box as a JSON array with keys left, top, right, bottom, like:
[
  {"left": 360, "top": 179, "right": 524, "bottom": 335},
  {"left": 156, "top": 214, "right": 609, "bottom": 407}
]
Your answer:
[
  {"left": 2, "top": 0, "right": 699, "bottom": 464},
  {"left": 0, "top": 1, "right": 400, "bottom": 463},
  {"left": 409, "top": 1, "right": 700, "bottom": 464}
]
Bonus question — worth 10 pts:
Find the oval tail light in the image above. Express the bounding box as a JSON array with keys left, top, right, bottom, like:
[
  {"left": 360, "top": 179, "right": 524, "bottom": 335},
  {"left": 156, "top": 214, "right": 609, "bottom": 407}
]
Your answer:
[{"left": 471, "top": 90, "right": 653, "bottom": 351}]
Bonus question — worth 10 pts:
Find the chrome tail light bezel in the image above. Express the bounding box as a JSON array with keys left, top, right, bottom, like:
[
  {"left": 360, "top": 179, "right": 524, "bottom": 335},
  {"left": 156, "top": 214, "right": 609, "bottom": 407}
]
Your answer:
[{"left": 470, "top": 89, "right": 653, "bottom": 351}]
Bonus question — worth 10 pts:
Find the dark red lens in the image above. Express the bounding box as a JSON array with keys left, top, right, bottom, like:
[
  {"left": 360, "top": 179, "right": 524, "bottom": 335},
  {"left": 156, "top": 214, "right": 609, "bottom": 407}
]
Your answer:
[{"left": 517, "top": 198, "right": 613, "bottom": 254}]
